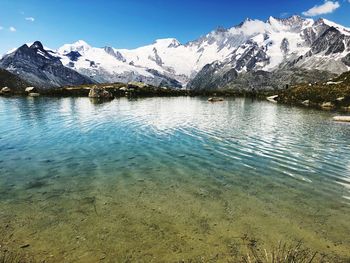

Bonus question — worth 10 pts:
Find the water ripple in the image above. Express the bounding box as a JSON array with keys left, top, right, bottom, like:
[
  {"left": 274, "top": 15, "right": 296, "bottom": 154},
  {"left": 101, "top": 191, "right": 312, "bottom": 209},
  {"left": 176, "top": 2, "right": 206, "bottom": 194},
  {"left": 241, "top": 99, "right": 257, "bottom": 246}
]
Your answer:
[{"left": 0, "top": 96, "right": 349, "bottom": 202}]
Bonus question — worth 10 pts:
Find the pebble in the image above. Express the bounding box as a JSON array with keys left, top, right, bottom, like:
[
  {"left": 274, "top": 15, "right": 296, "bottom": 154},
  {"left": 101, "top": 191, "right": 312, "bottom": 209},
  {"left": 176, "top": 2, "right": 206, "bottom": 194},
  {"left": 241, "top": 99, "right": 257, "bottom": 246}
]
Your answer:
[{"left": 20, "top": 243, "right": 30, "bottom": 248}]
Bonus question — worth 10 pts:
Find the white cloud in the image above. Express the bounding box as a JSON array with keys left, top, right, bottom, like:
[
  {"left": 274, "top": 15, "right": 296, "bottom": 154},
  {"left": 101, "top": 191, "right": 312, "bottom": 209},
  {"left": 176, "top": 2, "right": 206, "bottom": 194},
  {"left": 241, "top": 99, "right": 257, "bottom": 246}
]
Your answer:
[
  {"left": 280, "top": 12, "right": 289, "bottom": 18},
  {"left": 302, "top": 1, "right": 340, "bottom": 16},
  {"left": 9, "top": 26, "right": 16, "bottom": 32},
  {"left": 25, "top": 17, "right": 35, "bottom": 22}
]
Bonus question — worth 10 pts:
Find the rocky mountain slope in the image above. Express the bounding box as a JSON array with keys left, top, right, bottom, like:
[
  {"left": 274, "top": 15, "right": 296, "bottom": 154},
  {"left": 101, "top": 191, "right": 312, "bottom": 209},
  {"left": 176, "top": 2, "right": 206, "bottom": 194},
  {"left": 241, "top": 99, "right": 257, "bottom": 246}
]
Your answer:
[
  {"left": 0, "top": 68, "right": 29, "bottom": 91},
  {"left": 0, "top": 41, "right": 95, "bottom": 88},
  {"left": 1, "top": 15, "right": 349, "bottom": 90},
  {"left": 187, "top": 16, "right": 350, "bottom": 90}
]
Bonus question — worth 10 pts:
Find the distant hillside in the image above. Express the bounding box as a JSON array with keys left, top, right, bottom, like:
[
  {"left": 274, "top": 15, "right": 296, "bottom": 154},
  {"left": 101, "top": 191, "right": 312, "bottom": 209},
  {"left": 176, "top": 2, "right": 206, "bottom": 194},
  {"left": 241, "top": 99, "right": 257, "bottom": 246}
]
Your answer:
[{"left": 0, "top": 68, "right": 29, "bottom": 91}]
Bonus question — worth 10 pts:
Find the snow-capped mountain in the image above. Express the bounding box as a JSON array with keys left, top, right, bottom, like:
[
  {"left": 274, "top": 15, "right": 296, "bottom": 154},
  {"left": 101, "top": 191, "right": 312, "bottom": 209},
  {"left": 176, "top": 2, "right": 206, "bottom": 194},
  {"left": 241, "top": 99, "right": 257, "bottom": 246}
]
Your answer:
[
  {"left": 0, "top": 41, "right": 94, "bottom": 88},
  {"left": 187, "top": 16, "right": 350, "bottom": 89},
  {"left": 57, "top": 40, "right": 182, "bottom": 88},
  {"left": 57, "top": 15, "right": 350, "bottom": 89},
  {"left": 1, "top": 15, "right": 350, "bottom": 90}
]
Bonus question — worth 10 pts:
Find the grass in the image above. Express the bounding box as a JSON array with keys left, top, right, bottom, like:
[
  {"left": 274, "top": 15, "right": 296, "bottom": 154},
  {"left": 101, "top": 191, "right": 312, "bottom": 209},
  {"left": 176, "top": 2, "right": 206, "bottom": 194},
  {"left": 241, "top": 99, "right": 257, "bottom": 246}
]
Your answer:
[
  {"left": 276, "top": 71, "right": 350, "bottom": 110},
  {"left": 0, "top": 250, "right": 23, "bottom": 263},
  {"left": 0, "top": 250, "right": 36, "bottom": 263},
  {"left": 241, "top": 241, "right": 324, "bottom": 263}
]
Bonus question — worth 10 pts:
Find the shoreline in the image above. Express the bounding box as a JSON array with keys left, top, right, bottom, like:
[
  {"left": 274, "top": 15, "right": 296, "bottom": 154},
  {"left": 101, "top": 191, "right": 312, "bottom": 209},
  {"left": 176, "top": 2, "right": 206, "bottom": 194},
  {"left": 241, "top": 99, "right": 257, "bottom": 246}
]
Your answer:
[{"left": 1, "top": 82, "right": 350, "bottom": 113}]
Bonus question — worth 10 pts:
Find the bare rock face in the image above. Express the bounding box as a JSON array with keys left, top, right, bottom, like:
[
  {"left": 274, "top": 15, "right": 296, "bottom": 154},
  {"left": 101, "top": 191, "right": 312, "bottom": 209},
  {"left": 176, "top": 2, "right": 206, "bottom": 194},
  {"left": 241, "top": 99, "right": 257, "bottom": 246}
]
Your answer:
[
  {"left": 342, "top": 53, "right": 350, "bottom": 67},
  {"left": 88, "top": 86, "right": 114, "bottom": 100},
  {"left": 0, "top": 41, "right": 94, "bottom": 88}
]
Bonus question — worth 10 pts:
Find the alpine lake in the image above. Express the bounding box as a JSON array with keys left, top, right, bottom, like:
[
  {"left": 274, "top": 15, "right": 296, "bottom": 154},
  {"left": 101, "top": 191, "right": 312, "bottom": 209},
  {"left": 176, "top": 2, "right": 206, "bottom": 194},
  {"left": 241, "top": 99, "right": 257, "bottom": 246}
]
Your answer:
[{"left": 0, "top": 96, "right": 349, "bottom": 262}]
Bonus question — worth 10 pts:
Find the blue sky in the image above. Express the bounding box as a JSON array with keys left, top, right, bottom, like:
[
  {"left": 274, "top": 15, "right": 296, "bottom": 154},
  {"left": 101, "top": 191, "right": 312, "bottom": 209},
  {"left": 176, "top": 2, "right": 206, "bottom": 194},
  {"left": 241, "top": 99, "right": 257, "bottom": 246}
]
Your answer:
[{"left": 0, "top": 0, "right": 350, "bottom": 54}]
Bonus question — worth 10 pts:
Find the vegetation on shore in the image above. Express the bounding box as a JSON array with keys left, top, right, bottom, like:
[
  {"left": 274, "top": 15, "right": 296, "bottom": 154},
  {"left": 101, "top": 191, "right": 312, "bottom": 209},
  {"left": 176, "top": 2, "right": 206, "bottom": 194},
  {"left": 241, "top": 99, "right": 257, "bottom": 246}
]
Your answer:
[
  {"left": 1, "top": 70, "right": 350, "bottom": 113},
  {"left": 276, "top": 71, "right": 350, "bottom": 111}
]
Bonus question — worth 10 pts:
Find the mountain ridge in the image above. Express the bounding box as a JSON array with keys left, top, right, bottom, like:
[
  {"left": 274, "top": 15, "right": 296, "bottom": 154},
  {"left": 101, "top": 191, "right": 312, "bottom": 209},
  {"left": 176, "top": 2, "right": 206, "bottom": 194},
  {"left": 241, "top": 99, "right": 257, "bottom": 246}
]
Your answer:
[
  {"left": 1, "top": 15, "right": 349, "bottom": 90},
  {"left": 0, "top": 41, "right": 95, "bottom": 88}
]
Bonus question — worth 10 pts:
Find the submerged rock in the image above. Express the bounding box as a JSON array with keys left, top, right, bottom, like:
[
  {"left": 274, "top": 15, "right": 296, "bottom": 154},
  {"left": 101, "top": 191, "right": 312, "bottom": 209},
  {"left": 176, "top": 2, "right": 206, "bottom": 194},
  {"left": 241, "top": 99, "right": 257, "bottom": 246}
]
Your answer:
[
  {"left": 28, "top": 92, "right": 40, "bottom": 97},
  {"left": 19, "top": 244, "right": 30, "bottom": 248},
  {"left": 88, "top": 86, "right": 114, "bottom": 100}
]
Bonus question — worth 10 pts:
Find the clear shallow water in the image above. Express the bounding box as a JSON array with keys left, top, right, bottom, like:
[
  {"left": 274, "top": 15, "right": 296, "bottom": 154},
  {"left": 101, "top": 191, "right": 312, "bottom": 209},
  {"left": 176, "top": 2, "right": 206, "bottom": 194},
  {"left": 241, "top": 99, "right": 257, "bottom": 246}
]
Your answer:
[{"left": 0, "top": 96, "right": 349, "bottom": 262}]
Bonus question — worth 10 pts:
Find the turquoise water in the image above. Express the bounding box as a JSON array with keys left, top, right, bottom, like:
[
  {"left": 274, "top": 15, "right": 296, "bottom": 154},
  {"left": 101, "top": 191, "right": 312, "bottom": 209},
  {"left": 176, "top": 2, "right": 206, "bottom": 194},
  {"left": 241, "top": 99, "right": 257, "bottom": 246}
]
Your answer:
[{"left": 0, "top": 96, "right": 349, "bottom": 262}]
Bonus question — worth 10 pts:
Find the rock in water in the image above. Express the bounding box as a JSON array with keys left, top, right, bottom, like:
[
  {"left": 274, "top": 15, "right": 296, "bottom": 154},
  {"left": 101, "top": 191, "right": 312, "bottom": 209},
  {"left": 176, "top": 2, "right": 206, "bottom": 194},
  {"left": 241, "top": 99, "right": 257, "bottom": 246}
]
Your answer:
[
  {"left": 302, "top": 100, "right": 310, "bottom": 106},
  {"left": 333, "top": 116, "right": 350, "bottom": 122},
  {"left": 1, "top": 87, "right": 11, "bottom": 93},
  {"left": 88, "top": 86, "right": 114, "bottom": 100},
  {"left": 266, "top": 95, "right": 278, "bottom": 103},
  {"left": 208, "top": 97, "right": 224, "bottom": 102},
  {"left": 321, "top": 102, "right": 334, "bottom": 109},
  {"left": 25, "top": 87, "right": 37, "bottom": 93}
]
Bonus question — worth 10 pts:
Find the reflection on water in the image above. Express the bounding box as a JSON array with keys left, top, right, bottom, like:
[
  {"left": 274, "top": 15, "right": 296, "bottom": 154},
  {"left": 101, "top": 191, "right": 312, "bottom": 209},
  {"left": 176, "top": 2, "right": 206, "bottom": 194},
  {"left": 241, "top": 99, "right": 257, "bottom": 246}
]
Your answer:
[{"left": 0, "top": 96, "right": 349, "bottom": 262}]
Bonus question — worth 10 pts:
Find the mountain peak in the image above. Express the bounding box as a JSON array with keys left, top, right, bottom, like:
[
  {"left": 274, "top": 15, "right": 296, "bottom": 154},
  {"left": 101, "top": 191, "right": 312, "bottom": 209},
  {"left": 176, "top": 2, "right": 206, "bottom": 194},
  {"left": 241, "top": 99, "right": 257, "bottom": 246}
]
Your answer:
[
  {"left": 283, "top": 15, "right": 303, "bottom": 21},
  {"left": 214, "top": 26, "right": 227, "bottom": 33},
  {"left": 73, "top": 40, "right": 90, "bottom": 47},
  {"left": 58, "top": 40, "right": 91, "bottom": 54},
  {"left": 30, "top": 41, "right": 44, "bottom": 50},
  {"left": 317, "top": 18, "right": 350, "bottom": 35},
  {"left": 70, "top": 40, "right": 91, "bottom": 50},
  {"left": 154, "top": 38, "right": 181, "bottom": 48}
]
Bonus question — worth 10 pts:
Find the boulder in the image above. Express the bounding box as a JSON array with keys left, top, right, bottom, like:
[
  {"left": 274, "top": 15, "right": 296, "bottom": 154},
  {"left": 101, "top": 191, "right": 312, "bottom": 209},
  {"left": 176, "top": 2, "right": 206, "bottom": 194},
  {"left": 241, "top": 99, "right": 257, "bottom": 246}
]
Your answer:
[
  {"left": 25, "top": 87, "right": 37, "bottom": 93},
  {"left": 321, "top": 102, "right": 334, "bottom": 109},
  {"left": 119, "top": 87, "right": 127, "bottom": 91},
  {"left": 333, "top": 116, "right": 350, "bottom": 122},
  {"left": 128, "top": 82, "right": 147, "bottom": 88},
  {"left": 88, "top": 86, "right": 114, "bottom": 100},
  {"left": 326, "top": 81, "right": 343, "bottom": 85},
  {"left": 302, "top": 100, "right": 310, "bottom": 106},
  {"left": 1, "top": 87, "right": 11, "bottom": 93},
  {"left": 266, "top": 95, "right": 278, "bottom": 103}
]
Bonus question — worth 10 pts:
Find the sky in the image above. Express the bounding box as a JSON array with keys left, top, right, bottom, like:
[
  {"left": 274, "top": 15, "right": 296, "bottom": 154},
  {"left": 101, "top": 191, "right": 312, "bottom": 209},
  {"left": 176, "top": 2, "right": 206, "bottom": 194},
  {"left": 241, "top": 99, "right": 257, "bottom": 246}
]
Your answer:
[{"left": 0, "top": 0, "right": 350, "bottom": 54}]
